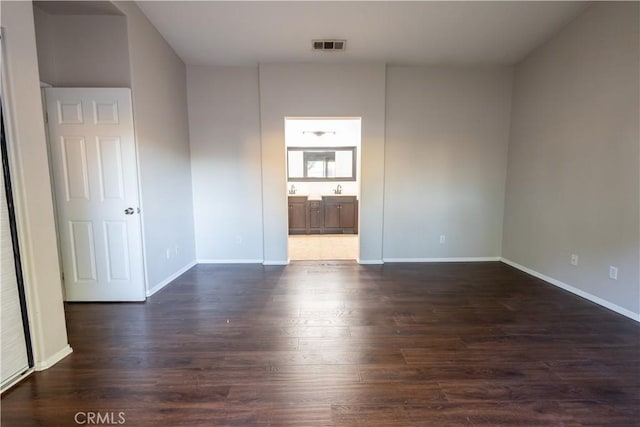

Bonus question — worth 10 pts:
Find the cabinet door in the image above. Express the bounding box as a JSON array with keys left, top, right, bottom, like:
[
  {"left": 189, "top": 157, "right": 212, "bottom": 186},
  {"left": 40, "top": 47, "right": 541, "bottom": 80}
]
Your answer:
[
  {"left": 339, "top": 201, "right": 356, "bottom": 230},
  {"left": 288, "top": 201, "right": 307, "bottom": 233},
  {"left": 309, "top": 202, "right": 323, "bottom": 232},
  {"left": 323, "top": 203, "right": 341, "bottom": 230}
]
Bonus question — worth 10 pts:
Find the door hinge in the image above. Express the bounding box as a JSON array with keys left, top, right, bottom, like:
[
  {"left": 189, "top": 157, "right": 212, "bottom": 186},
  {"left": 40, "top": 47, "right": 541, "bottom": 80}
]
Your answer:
[{"left": 44, "top": 112, "right": 48, "bottom": 123}]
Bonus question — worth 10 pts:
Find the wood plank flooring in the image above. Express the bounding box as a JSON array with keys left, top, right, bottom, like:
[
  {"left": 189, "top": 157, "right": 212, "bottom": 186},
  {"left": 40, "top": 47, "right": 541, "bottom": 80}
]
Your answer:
[{"left": 2, "top": 261, "right": 639, "bottom": 426}]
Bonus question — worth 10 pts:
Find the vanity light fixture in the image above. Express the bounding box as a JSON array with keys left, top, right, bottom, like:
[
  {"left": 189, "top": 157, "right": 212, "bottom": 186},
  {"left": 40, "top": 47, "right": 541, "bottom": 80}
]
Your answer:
[{"left": 302, "top": 131, "right": 336, "bottom": 137}]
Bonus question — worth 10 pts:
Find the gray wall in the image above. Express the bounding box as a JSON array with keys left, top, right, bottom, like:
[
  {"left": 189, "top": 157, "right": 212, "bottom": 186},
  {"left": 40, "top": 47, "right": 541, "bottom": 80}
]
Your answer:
[
  {"left": 33, "top": 8, "right": 131, "bottom": 87},
  {"left": 186, "top": 64, "right": 387, "bottom": 264},
  {"left": 186, "top": 64, "right": 512, "bottom": 264},
  {"left": 186, "top": 66, "right": 263, "bottom": 262},
  {"left": 0, "top": 1, "right": 70, "bottom": 368},
  {"left": 259, "top": 64, "right": 387, "bottom": 264},
  {"left": 384, "top": 66, "right": 513, "bottom": 260},
  {"left": 115, "top": 2, "right": 196, "bottom": 292},
  {"left": 502, "top": 2, "right": 640, "bottom": 316}
]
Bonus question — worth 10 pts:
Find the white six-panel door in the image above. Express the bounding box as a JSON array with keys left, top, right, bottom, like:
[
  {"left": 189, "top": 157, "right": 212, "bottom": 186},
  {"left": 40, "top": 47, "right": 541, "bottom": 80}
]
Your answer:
[{"left": 45, "top": 88, "right": 145, "bottom": 301}]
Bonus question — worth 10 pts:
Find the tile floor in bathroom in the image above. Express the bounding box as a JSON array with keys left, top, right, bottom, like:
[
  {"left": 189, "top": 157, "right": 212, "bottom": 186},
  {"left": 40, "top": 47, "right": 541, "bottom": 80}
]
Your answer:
[{"left": 288, "top": 234, "right": 358, "bottom": 260}]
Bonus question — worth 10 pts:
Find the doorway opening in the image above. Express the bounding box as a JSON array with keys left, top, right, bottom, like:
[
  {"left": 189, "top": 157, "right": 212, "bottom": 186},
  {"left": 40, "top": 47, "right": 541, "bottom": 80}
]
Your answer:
[{"left": 285, "top": 117, "right": 361, "bottom": 261}]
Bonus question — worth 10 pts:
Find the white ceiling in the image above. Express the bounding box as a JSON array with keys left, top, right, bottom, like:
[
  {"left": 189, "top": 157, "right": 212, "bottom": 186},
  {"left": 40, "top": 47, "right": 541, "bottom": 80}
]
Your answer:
[{"left": 136, "top": 1, "right": 588, "bottom": 67}]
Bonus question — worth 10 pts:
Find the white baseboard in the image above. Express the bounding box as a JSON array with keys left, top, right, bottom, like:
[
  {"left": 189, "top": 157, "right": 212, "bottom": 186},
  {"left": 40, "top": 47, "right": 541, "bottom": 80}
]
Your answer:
[
  {"left": 35, "top": 344, "right": 73, "bottom": 371},
  {"left": 197, "top": 259, "right": 263, "bottom": 264},
  {"left": 500, "top": 257, "right": 640, "bottom": 322},
  {"left": 262, "top": 260, "right": 289, "bottom": 266},
  {"left": 146, "top": 260, "right": 197, "bottom": 297},
  {"left": 383, "top": 257, "right": 501, "bottom": 263},
  {"left": 357, "top": 259, "right": 384, "bottom": 265}
]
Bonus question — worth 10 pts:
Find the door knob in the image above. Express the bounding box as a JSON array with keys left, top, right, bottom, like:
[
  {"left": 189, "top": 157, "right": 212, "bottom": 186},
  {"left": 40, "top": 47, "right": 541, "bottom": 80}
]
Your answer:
[{"left": 124, "top": 207, "right": 134, "bottom": 215}]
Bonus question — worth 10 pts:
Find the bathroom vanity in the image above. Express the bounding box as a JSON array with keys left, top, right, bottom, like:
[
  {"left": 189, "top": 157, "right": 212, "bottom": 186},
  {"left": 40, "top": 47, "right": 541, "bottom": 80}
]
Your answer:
[{"left": 288, "top": 195, "right": 358, "bottom": 235}]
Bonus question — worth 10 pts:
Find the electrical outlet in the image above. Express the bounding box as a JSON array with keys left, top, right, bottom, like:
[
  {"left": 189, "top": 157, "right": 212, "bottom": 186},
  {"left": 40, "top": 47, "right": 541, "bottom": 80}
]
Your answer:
[
  {"left": 570, "top": 254, "right": 578, "bottom": 266},
  {"left": 439, "top": 235, "right": 446, "bottom": 244},
  {"left": 609, "top": 266, "right": 618, "bottom": 280},
  {"left": 175, "top": 246, "right": 180, "bottom": 256},
  {"left": 165, "top": 248, "right": 171, "bottom": 259}
]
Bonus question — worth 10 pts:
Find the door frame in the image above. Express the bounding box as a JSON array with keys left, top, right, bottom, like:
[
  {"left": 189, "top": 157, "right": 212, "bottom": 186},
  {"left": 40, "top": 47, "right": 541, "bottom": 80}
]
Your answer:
[
  {"left": 1, "top": 98, "right": 35, "bottom": 391},
  {"left": 284, "top": 116, "right": 362, "bottom": 262},
  {"left": 0, "top": 29, "right": 36, "bottom": 388},
  {"left": 40, "top": 81, "right": 67, "bottom": 298}
]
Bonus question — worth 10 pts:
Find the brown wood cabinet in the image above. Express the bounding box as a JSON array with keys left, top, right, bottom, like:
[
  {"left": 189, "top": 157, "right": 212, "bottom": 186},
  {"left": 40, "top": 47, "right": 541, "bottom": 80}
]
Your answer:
[
  {"left": 288, "top": 196, "right": 358, "bottom": 235},
  {"left": 309, "top": 201, "right": 323, "bottom": 233},
  {"left": 288, "top": 196, "right": 308, "bottom": 234},
  {"left": 322, "top": 196, "right": 358, "bottom": 234}
]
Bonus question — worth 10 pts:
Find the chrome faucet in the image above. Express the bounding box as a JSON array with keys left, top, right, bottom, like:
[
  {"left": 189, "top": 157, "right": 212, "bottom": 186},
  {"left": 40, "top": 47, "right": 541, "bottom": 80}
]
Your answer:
[
  {"left": 289, "top": 184, "right": 296, "bottom": 195},
  {"left": 333, "top": 184, "right": 342, "bottom": 194}
]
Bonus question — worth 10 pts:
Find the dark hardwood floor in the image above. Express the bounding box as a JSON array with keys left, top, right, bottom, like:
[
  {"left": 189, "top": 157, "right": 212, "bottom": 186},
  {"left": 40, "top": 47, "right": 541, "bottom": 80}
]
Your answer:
[{"left": 2, "top": 261, "right": 639, "bottom": 426}]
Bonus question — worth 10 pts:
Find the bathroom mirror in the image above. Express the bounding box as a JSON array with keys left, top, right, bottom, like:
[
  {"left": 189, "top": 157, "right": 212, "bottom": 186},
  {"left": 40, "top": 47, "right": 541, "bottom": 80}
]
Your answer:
[{"left": 287, "top": 147, "right": 356, "bottom": 181}]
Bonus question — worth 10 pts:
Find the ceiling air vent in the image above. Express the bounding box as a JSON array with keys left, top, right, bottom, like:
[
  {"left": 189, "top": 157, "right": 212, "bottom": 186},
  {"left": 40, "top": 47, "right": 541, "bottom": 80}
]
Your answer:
[{"left": 312, "top": 39, "right": 346, "bottom": 51}]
